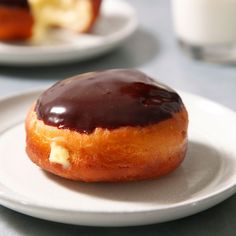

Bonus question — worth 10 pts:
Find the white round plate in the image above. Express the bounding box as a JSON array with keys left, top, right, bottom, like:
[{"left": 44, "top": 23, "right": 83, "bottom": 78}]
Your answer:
[
  {"left": 0, "top": 89, "right": 236, "bottom": 227},
  {"left": 0, "top": 0, "right": 137, "bottom": 66}
]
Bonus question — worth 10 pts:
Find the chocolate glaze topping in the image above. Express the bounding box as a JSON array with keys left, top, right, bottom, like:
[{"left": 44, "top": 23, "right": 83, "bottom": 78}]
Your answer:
[
  {"left": 35, "top": 69, "right": 183, "bottom": 134},
  {"left": 0, "top": 0, "right": 29, "bottom": 8}
]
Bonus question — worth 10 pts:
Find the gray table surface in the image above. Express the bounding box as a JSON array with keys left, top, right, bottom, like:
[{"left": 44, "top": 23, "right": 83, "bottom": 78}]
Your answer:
[{"left": 0, "top": 0, "right": 236, "bottom": 235}]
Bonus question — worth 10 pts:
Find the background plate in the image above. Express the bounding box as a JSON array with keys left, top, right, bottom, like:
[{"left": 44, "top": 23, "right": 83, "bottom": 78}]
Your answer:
[
  {"left": 0, "top": 0, "right": 138, "bottom": 65},
  {"left": 0, "top": 90, "right": 236, "bottom": 226}
]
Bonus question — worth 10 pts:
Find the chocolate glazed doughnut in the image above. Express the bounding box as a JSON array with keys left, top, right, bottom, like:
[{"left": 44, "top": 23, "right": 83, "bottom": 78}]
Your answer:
[
  {"left": 0, "top": 0, "right": 33, "bottom": 40},
  {"left": 25, "top": 69, "right": 188, "bottom": 182}
]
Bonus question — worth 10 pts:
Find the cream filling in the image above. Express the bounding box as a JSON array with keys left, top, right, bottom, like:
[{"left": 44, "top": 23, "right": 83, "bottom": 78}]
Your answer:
[
  {"left": 29, "top": 0, "right": 92, "bottom": 41},
  {"left": 49, "top": 142, "right": 71, "bottom": 169}
]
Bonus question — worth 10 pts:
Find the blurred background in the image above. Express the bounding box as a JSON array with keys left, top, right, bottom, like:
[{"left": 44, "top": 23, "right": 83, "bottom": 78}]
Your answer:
[{"left": 0, "top": 0, "right": 235, "bottom": 111}]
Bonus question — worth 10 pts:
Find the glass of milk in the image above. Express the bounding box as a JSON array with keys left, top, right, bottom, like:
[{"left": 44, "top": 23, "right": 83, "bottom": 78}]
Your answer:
[{"left": 172, "top": 0, "right": 236, "bottom": 63}]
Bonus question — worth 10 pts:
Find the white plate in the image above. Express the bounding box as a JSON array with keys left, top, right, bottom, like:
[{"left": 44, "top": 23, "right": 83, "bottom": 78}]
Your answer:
[
  {"left": 0, "top": 0, "right": 137, "bottom": 66},
  {"left": 0, "top": 89, "right": 236, "bottom": 227}
]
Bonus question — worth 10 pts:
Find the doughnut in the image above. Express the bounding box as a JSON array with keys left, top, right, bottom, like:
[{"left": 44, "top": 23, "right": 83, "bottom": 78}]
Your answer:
[
  {"left": 25, "top": 69, "right": 188, "bottom": 182},
  {"left": 0, "top": 0, "right": 102, "bottom": 41},
  {"left": 0, "top": 0, "right": 33, "bottom": 40}
]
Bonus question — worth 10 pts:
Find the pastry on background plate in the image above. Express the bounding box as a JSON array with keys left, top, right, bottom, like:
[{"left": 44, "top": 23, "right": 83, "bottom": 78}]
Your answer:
[
  {"left": 0, "top": 0, "right": 102, "bottom": 41},
  {"left": 25, "top": 69, "right": 188, "bottom": 182}
]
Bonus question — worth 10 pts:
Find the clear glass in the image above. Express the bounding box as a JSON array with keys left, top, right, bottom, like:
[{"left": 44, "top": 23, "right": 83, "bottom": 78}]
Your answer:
[{"left": 172, "top": 0, "right": 236, "bottom": 63}]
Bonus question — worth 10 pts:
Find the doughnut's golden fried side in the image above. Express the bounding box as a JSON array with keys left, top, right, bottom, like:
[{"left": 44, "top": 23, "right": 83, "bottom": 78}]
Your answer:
[{"left": 25, "top": 105, "right": 188, "bottom": 182}]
